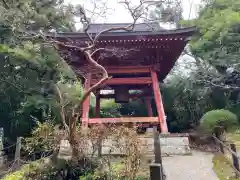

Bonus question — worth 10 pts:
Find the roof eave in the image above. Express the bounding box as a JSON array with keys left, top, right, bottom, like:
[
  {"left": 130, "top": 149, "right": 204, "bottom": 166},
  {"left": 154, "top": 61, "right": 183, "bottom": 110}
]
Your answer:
[{"left": 48, "top": 26, "right": 196, "bottom": 38}]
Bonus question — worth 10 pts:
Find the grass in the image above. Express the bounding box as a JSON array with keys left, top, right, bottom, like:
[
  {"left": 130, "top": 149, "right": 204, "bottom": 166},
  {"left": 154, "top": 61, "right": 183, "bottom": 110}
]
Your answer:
[
  {"left": 110, "top": 158, "right": 150, "bottom": 179},
  {"left": 226, "top": 132, "right": 240, "bottom": 142},
  {"left": 226, "top": 131, "right": 240, "bottom": 154},
  {"left": 213, "top": 153, "right": 240, "bottom": 180},
  {"left": 210, "top": 130, "right": 238, "bottom": 179},
  {"left": 213, "top": 130, "right": 240, "bottom": 180}
]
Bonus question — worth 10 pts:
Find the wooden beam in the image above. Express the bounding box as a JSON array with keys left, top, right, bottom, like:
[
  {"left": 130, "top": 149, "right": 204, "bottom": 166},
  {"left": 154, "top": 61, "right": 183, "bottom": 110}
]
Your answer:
[
  {"left": 151, "top": 69, "right": 168, "bottom": 133},
  {"left": 82, "top": 73, "right": 91, "bottom": 128},
  {"left": 95, "top": 90, "right": 101, "bottom": 118},
  {"left": 106, "top": 66, "right": 151, "bottom": 74},
  {"left": 91, "top": 77, "right": 152, "bottom": 85},
  {"left": 99, "top": 92, "right": 152, "bottom": 99},
  {"left": 88, "top": 117, "right": 158, "bottom": 124},
  {"left": 105, "top": 65, "right": 151, "bottom": 69}
]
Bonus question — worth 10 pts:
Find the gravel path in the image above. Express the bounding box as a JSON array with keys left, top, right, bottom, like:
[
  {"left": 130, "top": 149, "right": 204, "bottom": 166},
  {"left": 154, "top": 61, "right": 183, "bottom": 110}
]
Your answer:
[{"left": 162, "top": 151, "right": 219, "bottom": 180}]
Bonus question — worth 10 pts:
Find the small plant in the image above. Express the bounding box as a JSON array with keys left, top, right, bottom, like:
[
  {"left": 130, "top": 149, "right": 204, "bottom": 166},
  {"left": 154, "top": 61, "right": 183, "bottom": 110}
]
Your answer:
[
  {"left": 199, "top": 109, "right": 238, "bottom": 133},
  {"left": 2, "top": 158, "right": 51, "bottom": 180},
  {"left": 23, "top": 121, "right": 57, "bottom": 153}
]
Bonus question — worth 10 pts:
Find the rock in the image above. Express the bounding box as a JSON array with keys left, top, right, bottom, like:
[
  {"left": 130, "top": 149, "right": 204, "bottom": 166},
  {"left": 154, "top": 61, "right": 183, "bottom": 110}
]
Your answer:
[{"left": 58, "top": 140, "right": 72, "bottom": 160}]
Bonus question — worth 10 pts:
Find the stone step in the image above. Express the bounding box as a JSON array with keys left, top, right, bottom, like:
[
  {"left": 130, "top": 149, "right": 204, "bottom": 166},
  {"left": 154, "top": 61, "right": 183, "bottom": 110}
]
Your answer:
[
  {"left": 94, "top": 133, "right": 192, "bottom": 157},
  {"left": 58, "top": 133, "right": 192, "bottom": 158}
]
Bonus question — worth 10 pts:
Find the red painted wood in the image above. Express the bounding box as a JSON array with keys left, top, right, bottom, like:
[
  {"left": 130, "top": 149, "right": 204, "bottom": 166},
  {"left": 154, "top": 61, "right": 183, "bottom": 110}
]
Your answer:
[
  {"left": 95, "top": 91, "right": 101, "bottom": 118},
  {"left": 151, "top": 69, "right": 168, "bottom": 133},
  {"left": 105, "top": 65, "right": 152, "bottom": 69},
  {"left": 107, "top": 68, "right": 150, "bottom": 74},
  {"left": 91, "top": 77, "right": 152, "bottom": 85},
  {"left": 106, "top": 66, "right": 151, "bottom": 74},
  {"left": 82, "top": 73, "right": 91, "bottom": 128},
  {"left": 57, "top": 28, "right": 195, "bottom": 83},
  {"left": 88, "top": 117, "right": 158, "bottom": 124}
]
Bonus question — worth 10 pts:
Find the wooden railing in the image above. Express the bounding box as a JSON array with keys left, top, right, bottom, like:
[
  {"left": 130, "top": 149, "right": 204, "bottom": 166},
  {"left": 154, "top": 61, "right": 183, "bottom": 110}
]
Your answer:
[{"left": 213, "top": 127, "right": 240, "bottom": 177}]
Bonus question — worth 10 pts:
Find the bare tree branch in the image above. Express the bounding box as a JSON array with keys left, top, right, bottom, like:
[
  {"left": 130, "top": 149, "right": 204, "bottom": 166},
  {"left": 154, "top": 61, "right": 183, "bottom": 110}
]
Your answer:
[
  {"left": 79, "top": 76, "right": 111, "bottom": 110},
  {"left": 54, "top": 84, "right": 70, "bottom": 134},
  {"left": 81, "top": 0, "right": 160, "bottom": 44},
  {"left": 79, "top": 6, "right": 94, "bottom": 44},
  {"left": 1, "top": 0, "right": 10, "bottom": 9},
  {"left": 187, "top": 0, "right": 194, "bottom": 20},
  {"left": 205, "top": 80, "right": 240, "bottom": 90},
  {"left": 46, "top": 0, "right": 169, "bottom": 158},
  {"left": 90, "top": 48, "right": 105, "bottom": 56}
]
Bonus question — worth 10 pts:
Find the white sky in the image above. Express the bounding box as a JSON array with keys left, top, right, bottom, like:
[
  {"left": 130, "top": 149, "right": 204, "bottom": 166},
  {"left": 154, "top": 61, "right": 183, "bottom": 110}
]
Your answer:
[{"left": 65, "top": 0, "right": 201, "bottom": 25}]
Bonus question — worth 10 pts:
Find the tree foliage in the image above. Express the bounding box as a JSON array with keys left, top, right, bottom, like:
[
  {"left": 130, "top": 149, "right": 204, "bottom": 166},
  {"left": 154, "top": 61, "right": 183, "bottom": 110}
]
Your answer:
[
  {"left": 1, "top": 0, "right": 240, "bottom": 142},
  {"left": 148, "top": 0, "right": 183, "bottom": 26},
  {"left": 188, "top": 0, "right": 240, "bottom": 68},
  {"left": 159, "top": 0, "right": 240, "bottom": 132},
  {"left": 0, "top": 0, "right": 77, "bottom": 141},
  {"left": 199, "top": 109, "right": 238, "bottom": 133}
]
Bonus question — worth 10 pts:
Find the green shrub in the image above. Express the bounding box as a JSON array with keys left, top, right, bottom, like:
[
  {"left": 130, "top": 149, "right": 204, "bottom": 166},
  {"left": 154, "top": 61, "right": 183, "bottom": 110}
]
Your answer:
[
  {"left": 79, "top": 173, "right": 148, "bottom": 180},
  {"left": 199, "top": 109, "right": 238, "bottom": 133},
  {"left": 3, "top": 158, "right": 97, "bottom": 180},
  {"left": 79, "top": 161, "right": 148, "bottom": 180},
  {"left": 3, "top": 158, "right": 51, "bottom": 180}
]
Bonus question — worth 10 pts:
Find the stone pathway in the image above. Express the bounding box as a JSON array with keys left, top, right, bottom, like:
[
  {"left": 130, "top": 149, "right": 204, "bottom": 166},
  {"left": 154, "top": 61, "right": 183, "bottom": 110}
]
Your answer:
[{"left": 162, "top": 151, "right": 219, "bottom": 180}]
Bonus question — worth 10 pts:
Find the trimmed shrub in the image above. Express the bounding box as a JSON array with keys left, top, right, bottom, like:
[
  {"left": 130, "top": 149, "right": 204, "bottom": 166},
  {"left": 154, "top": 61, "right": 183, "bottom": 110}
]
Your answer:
[{"left": 199, "top": 109, "right": 238, "bottom": 133}]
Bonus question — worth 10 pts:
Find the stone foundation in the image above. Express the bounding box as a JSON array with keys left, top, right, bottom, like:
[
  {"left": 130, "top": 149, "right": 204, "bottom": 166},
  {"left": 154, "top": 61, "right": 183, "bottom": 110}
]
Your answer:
[
  {"left": 58, "top": 133, "right": 192, "bottom": 157},
  {"left": 160, "top": 133, "right": 191, "bottom": 156},
  {"left": 99, "top": 133, "right": 191, "bottom": 156}
]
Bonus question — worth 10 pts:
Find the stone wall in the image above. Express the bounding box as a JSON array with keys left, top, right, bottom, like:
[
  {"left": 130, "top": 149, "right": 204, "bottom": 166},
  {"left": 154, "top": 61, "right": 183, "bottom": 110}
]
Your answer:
[
  {"left": 58, "top": 133, "right": 192, "bottom": 158},
  {"left": 100, "top": 133, "right": 191, "bottom": 156}
]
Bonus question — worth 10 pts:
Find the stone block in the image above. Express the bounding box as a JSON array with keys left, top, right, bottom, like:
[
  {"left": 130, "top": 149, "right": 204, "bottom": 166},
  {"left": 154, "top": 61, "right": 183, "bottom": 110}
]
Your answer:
[
  {"left": 159, "top": 134, "right": 191, "bottom": 156},
  {"left": 59, "top": 133, "right": 192, "bottom": 157}
]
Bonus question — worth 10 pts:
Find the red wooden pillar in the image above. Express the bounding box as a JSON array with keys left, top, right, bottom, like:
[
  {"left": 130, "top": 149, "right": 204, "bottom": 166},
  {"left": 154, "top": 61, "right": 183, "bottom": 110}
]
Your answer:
[
  {"left": 150, "top": 69, "right": 168, "bottom": 133},
  {"left": 82, "top": 73, "right": 91, "bottom": 128},
  {"left": 95, "top": 90, "right": 101, "bottom": 118}
]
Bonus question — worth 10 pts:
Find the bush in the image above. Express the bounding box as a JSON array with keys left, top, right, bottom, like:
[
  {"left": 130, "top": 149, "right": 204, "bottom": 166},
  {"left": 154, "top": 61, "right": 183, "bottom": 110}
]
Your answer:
[
  {"left": 2, "top": 158, "right": 51, "bottom": 180},
  {"left": 79, "top": 161, "right": 148, "bottom": 180},
  {"left": 3, "top": 158, "right": 97, "bottom": 180},
  {"left": 199, "top": 109, "right": 238, "bottom": 133}
]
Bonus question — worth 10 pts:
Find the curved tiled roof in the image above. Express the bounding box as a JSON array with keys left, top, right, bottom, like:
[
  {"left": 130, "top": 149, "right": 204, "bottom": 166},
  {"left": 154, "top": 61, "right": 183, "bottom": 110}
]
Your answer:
[
  {"left": 85, "top": 22, "right": 165, "bottom": 33},
  {"left": 50, "top": 23, "right": 196, "bottom": 82},
  {"left": 50, "top": 26, "right": 196, "bottom": 38}
]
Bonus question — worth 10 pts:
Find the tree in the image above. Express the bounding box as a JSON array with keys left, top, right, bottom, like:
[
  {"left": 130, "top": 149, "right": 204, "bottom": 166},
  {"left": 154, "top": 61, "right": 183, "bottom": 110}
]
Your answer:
[
  {"left": 41, "top": 0, "right": 186, "bottom": 158},
  {"left": 47, "top": 0, "right": 153, "bottom": 158},
  {"left": 0, "top": 0, "right": 76, "bottom": 141},
  {"left": 183, "top": 0, "right": 240, "bottom": 104},
  {"left": 186, "top": 0, "right": 240, "bottom": 71},
  {"left": 0, "top": 0, "right": 75, "bottom": 33},
  {"left": 148, "top": 0, "right": 183, "bottom": 27},
  {"left": 0, "top": 1, "right": 183, "bottom": 179},
  {"left": 156, "top": 0, "right": 240, "bottom": 130}
]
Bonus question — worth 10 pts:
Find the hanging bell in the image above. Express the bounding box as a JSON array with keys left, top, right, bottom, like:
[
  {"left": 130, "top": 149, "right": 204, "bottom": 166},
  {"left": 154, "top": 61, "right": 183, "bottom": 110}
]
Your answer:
[{"left": 115, "top": 86, "right": 129, "bottom": 103}]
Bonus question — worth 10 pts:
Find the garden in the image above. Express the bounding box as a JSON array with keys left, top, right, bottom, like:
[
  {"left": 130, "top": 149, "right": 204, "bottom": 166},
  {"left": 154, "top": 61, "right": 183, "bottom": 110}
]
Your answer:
[{"left": 0, "top": 0, "right": 240, "bottom": 179}]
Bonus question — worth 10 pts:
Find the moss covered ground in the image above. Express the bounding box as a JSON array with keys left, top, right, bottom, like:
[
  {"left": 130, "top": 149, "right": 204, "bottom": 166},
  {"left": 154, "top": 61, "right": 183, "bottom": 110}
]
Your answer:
[{"left": 213, "top": 153, "right": 239, "bottom": 180}]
